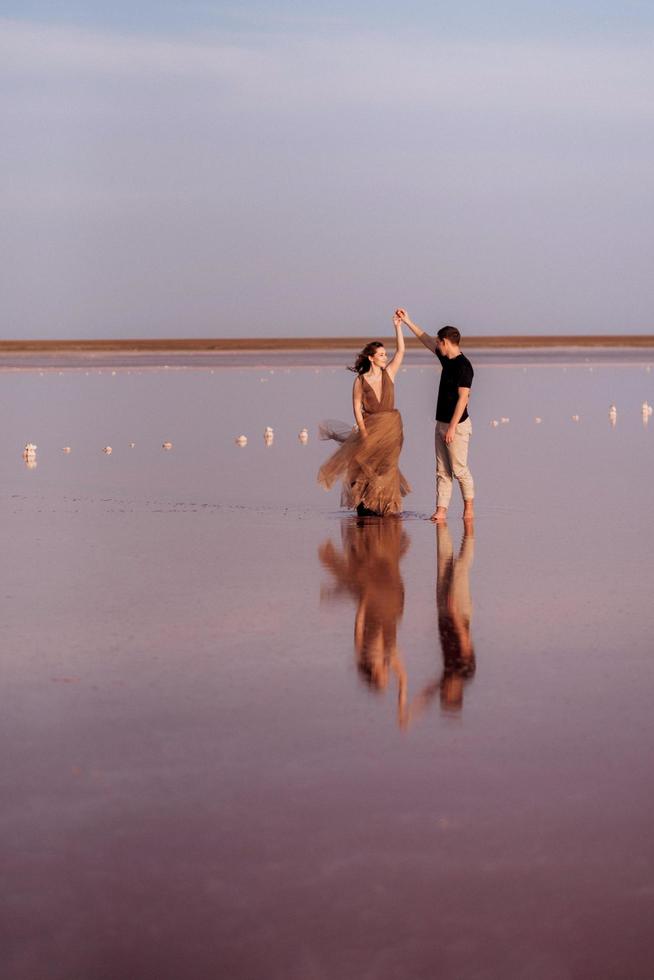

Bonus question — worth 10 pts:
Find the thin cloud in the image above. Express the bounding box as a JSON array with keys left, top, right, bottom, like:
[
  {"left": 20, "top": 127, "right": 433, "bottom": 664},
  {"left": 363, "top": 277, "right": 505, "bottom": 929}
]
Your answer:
[
  {"left": 2, "top": 17, "right": 653, "bottom": 124},
  {"left": 0, "top": 18, "right": 263, "bottom": 78}
]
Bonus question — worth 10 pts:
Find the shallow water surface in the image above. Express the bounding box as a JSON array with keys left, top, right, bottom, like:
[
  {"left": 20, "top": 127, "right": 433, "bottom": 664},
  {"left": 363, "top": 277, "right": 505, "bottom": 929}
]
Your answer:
[{"left": 2, "top": 352, "right": 654, "bottom": 979}]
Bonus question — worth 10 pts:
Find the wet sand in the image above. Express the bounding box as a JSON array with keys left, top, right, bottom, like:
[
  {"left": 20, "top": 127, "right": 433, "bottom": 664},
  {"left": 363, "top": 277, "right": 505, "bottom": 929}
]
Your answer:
[{"left": 3, "top": 352, "right": 654, "bottom": 979}]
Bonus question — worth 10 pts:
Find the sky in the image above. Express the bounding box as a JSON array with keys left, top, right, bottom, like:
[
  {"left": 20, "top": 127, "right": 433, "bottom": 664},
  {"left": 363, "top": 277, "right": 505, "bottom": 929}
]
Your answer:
[{"left": 2, "top": 1, "right": 654, "bottom": 338}]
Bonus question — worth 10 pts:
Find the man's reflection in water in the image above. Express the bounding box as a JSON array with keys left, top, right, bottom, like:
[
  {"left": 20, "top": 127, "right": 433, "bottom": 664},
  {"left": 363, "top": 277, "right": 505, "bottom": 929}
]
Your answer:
[
  {"left": 319, "top": 518, "right": 410, "bottom": 726},
  {"left": 411, "top": 523, "right": 476, "bottom": 719},
  {"left": 436, "top": 523, "right": 476, "bottom": 710}
]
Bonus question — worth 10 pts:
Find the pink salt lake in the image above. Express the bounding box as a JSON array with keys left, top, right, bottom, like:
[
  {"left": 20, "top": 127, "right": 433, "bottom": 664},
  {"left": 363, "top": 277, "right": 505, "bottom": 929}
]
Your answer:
[{"left": 2, "top": 348, "right": 654, "bottom": 980}]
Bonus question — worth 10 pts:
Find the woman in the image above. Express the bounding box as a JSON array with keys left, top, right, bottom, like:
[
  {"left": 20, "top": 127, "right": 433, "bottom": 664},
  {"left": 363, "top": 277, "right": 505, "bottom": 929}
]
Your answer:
[{"left": 318, "top": 315, "right": 411, "bottom": 517}]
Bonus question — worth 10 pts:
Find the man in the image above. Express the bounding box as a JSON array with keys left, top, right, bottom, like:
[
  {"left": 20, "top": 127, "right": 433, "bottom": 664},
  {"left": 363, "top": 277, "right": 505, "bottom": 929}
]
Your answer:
[{"left": 396, "top": 309, "right": 475, "bottom": 523}]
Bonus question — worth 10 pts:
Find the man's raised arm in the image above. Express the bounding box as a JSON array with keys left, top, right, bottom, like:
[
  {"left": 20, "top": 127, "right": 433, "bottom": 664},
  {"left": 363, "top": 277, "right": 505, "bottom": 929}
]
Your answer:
[{"left": 395, "top": 309, "right": 439, "bottom": 356}]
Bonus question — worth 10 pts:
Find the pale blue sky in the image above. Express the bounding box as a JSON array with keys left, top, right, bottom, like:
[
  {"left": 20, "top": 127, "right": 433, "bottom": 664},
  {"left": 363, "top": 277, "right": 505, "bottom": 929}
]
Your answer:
[
  {"left": 2, "top": 2, "right": 654, "bottom": 337},
  {"left": 5, "top": 1, "right": 654, "bottom": 39}
]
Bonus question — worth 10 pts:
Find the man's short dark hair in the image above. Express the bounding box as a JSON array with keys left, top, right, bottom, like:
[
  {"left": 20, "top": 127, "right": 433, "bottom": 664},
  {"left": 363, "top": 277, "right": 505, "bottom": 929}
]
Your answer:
[{"left": 437, "top": 325, "right": 461, "bottom": 345}]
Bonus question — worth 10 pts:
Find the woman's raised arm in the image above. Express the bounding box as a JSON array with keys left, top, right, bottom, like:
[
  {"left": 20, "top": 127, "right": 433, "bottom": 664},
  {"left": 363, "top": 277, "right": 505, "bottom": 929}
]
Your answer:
[{"left": 385, "top": 314, "right": 405, "bottom": 382}]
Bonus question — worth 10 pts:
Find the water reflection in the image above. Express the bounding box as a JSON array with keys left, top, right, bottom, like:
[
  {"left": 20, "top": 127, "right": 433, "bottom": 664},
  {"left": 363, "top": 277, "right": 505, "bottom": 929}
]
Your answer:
[
  {"left": 413, "top": 524, "right": 476, "bottom": 717},
  {"left": 319, "top": 518, "right": 410, "bottom": 726},
  {"left": 319, "top": 519, "right": 477, "bottom": 727}
]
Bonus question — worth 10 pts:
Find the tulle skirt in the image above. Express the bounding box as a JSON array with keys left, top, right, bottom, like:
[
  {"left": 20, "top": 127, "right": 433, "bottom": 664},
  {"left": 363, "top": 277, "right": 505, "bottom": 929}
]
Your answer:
[{"left": 318, "top": 410, "right": 411, "bottom": 516}]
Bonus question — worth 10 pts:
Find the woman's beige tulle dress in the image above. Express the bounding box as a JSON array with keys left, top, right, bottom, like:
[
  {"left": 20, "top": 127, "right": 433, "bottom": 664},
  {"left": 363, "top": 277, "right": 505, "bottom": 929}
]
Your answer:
[{"left": 318, "top": 369, "right": 411, "bottom": 516}]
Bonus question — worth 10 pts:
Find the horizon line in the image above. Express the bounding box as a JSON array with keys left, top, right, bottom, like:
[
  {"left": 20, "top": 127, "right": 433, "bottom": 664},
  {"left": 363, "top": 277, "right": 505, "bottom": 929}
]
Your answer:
[{"left": 1, "top": 335, "right": 654, "bottom": 353}]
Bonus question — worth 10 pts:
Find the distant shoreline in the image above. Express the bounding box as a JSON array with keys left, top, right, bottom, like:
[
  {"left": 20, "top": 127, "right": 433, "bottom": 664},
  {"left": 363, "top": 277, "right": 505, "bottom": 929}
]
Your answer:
[{"left": 1, "top": 335, "right": 654, "bottom": 353}]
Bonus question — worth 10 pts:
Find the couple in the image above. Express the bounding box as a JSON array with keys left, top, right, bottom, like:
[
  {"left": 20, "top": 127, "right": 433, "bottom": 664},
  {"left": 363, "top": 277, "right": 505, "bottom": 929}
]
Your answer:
[{"left": 318, "top": 309, "right": 475, "bottom": 523}]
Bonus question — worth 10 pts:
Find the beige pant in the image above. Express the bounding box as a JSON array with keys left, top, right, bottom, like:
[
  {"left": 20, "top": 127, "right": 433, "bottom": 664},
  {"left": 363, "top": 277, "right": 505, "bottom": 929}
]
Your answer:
[{"left": 435, "top": 418, "right": 474, "bottom": 509}]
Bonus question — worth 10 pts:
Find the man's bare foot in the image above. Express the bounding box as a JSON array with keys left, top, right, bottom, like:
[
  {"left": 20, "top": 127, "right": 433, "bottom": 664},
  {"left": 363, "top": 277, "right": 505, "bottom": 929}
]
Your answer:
[{"left": 430, "top": 507, "right": 448, "bottom": 523}]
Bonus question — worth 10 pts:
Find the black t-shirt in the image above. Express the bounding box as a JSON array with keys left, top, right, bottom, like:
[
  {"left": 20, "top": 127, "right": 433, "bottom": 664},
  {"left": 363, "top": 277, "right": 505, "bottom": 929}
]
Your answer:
[{"left": 435, "top": 351, "right": 474, "bottom": 423}]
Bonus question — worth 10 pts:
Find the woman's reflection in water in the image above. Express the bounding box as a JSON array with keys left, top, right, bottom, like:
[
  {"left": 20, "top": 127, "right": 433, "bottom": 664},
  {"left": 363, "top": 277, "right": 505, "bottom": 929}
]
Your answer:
[
  {"left": 411, "top": 523, "right": 476, "bottom": 719},
  {"left": 319, "top": 517, "right": 410, "bottom": 727}
]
